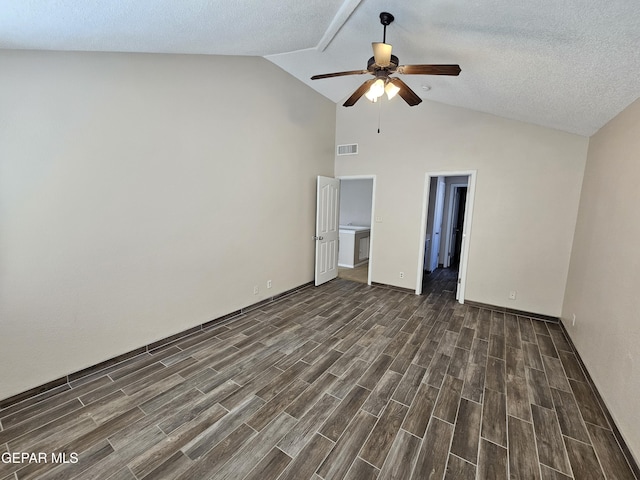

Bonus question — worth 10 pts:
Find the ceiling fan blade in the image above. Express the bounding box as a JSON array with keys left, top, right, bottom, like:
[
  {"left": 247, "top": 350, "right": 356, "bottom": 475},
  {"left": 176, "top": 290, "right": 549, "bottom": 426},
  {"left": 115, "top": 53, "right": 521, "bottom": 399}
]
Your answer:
[
  {"left": 343, "top": 79, "right": 376, "bottom": 107},
  {"left": 396, "top": 64, "right": 461, "bottom": 76},
  {"left": 389, "top": 78, "right": 422, "bottom": 106},
  {"left": 311, "top": 70, "right": 370, "bottom": 80},
  {"left": 372, "top": 42, "right": 393, "bottom": 67}
]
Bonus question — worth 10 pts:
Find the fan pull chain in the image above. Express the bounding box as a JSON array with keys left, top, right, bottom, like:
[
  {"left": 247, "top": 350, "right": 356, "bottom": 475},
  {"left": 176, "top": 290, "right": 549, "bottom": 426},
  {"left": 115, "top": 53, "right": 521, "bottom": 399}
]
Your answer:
[{"left": 377, "top": 98, "right": 382, "bottom": 134}]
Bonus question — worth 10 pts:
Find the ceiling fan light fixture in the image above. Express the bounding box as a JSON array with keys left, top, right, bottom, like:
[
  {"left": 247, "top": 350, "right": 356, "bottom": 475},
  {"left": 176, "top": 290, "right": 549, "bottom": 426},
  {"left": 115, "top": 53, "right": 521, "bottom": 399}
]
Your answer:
[
  {"left": 366, "top": 78, "right": 385, "bottom": 102},
  {"left": 385, "top": 81, "right": 400, "bottom": 100},
  {"left": 372, "top": 42, "right": 392, "bottom": 67}
]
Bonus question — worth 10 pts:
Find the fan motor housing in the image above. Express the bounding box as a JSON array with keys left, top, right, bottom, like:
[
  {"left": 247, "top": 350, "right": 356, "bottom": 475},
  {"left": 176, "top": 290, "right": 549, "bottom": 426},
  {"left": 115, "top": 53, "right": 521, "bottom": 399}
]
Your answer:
[{"left": 367, "top": 55, "right": 399, "bottom": 72}]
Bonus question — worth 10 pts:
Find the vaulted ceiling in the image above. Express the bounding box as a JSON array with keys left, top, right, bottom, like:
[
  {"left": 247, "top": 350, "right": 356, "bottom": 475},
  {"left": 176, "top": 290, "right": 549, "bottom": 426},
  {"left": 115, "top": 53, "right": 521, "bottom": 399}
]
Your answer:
[{"left": 2, "top": 0, "right": 639, "bottom": 136}]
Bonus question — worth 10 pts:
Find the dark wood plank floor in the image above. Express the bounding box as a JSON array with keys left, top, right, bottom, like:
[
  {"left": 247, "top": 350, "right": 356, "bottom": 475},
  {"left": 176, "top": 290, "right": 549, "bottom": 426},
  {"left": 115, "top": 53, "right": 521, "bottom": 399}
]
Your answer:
[{"left": 1, "top": 274, "right": 637, "bottom": 480}]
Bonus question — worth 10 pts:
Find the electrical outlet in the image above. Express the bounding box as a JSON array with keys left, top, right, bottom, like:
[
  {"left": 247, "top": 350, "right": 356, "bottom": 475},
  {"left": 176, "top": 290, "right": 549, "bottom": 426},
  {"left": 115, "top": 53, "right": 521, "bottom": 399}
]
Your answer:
[
  {"left": 399, "top": 272, "right": 405, "bottom": 279},
  {"left": 572, "top": 313, "right": 576, "bottom": 326},
  {"left": 267, "top": 280, "right": 272, "bottom": 289},
  {"left": 253, "top": 286, "right": 259, "bottom": 295},
  {"left": 509, "top": 290, "right": 517, "bottom": 300}
]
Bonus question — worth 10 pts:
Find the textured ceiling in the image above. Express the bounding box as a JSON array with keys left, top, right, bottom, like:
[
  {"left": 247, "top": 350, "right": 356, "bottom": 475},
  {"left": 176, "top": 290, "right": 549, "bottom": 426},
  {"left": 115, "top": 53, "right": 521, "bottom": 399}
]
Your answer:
[{"left": 2, "top": 0, "right": 639, "bottom": 136}]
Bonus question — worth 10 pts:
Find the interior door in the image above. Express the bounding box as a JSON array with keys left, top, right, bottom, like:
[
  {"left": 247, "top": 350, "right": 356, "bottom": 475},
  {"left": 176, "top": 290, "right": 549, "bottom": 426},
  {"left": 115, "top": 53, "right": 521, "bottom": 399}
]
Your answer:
[
  {"left": 315, "top": 176, "right": 340, "bottom": 286},
  {"left": 429, "top": 178, "right": 446, "bottom": 271}
]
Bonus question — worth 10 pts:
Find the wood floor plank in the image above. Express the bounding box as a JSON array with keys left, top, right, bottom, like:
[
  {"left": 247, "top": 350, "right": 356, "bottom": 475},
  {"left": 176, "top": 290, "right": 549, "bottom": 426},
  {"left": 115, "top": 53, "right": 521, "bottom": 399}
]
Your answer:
[
  {"left": 319, "top": 385, "right": 370, "bottom": 442},
  {"left": 447, "top": 347, "right": 470, "bottom": 380},
  {"left": 207, "top": 412, "right": 298, "bottom": 480},
  {"left": 518, "top": 317, "right": 537, "bottom": 343},
  {"left": 285, "top": 371, "right": 338, "bottom": 419},
  {"left": 564, "top": 436, "right": 605, "bottom": 480},
  {"left": 542, "top": 355, "right": 571, "bottom": 392},
  {"left": 423, "top": 352, "right": 451, "bottom": 388},
  {"left": 62, "top": 425, "right": 165, "bottom": 480},
  {"left": 128, "top": 403, "right": 228, "bottom": 478},
  {"left": 317, "top": 409, "right": 378, "bottom": 480},
  {"left": 504, "top": 314, "right": 522, "bottom": 349},
  {"left": 444, "top": 454, "right": 476, "bottom": 480},
  {"left": 489, "top": 334, "right": 506, "bottom": 360},
  {"left": 28, "top": 438, "right": 115, "bottom": 480},
  {"left": 345, "top": 457, "right": 379, "bottom": 480},
  {"left": 279, "top": 433, "right": 335, "bottom": 480},
  {"left": 402, "top": 382, "right": 439, "bottom": 438},
  {"left": 412, "top": 417, "right": 454, "bottom": 480},
  {"left": 361, "top": 370, "right": 403, "bottom": 416},
  {"left": 469, "top": 338, "right": 489, "bottom": 366},
  {"left": 548, "top": 328, "right": 573, "bottom": 353},
  {"left": 540, "top": 465, "right": 573, "bottom": 479},
  {"left": 246, "top": 377, "right": 309, "bottom": 431},
  {"left": 558, "top": 350, "right": 587, "bottom": 382},
  {"left": 482, "top": 388, "right": 507, "bottom": 447},
  {"left": 506, "top": 345, "right": 526, "bottom": 379},
  {"left": 377, "top": 429, "right": 421, "bottom": 480},
  {"left": 486, "top": 357, "right": 506, "bottom": 394},
  {"left": 328, "top": 359, "right": 370, "bottom": 399},
  {"left": 241, "top": 447, "right": 293, "bottom": 480},
  {"left": 360, "top": 400, "right": 408, "bottom": 468},
  {"left": 524, "top": 342, "right": 545, "bottom": 371},
  {"left": 433, "top": 375, "right": 464, "bottom": 424},
  {"left": 507, "top": 374, "right": 532, "bottom": 422},
  {"left": 175, "top": 423, "right": 256, "bottom": 480},
  {"left": 531, "top": 404, "right": 571, "bottom": 475},
  {"left": 278, "top": 393, "right": 340, "bottom": 457},
  {"left": 569, "top": 379, "right": 609, "bottom": 429},
  {"left": 358, "top": 355, "right": 394, "bottom": 390},
  {"left": 478, "top": 438, "right": 508, "bottom": 480},
  {"left": 456, "top": 327, "right": 475, "bottom": 350},
  {"left": 586, "top": 423, "right": 637, "bottom": 480},
  {"left": 508, "top": 415, "right": 541, "bottom": 480},
  {"left": 549, "top": 387, "right": 590, "bottom": 443},
  {"left": 461, "top": 362, "right": 485, "bottom": 403},
  {"left": 391, "top": 364, "right": 425, "bottom": 406},
  {"left": 450, "top": 398, "right": 482, "bottom": 464},
  {"left": 526, "top": 367, "right": 554, "bottom": 409},
  {"left": 537, "top": 334, "right": 558, "bottom": 359},
  {"left": 182, "top": 394, "right": 264, "bottom": 460}
]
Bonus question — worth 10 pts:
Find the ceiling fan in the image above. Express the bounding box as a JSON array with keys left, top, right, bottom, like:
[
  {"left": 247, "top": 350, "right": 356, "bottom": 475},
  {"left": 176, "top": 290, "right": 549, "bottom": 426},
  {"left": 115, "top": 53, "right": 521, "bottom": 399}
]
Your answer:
[{"left": 311, "top": 12, "right": 461, "bottom": 107}]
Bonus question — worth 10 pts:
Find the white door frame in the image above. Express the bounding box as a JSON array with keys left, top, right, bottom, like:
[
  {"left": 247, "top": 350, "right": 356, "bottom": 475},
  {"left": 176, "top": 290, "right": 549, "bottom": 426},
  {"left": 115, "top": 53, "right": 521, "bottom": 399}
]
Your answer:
[
  {"left": 416, "top": 170, "right": 477, "bottom": 302},
  {"left": 337, "top": 175, "right": 376, "bottom": 286}
]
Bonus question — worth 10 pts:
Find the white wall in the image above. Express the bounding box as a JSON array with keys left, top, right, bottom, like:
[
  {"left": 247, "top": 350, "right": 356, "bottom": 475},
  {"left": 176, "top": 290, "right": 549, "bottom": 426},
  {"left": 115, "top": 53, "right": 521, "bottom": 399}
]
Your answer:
[
  {"left": 562, "top": 97, "right": 640, "bottom": 462},
  {"left": 339, "top": 178, "right": 373, "bottom": 227},
  {"left": 335, "top": 99, "right": 588, "bottom": 316},
  {"left": 0, "top": 50, "right": 336, "bottom": 400}
]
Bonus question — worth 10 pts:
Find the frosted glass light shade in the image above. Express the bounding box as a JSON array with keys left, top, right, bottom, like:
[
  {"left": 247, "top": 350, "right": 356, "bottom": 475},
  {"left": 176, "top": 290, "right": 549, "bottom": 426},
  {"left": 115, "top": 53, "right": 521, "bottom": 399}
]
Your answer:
[
  {"left": 366, "top": 78, "right": 385, "bottom": 102},
  {"left": 372, "top": 42, "right": 392, "bottom": 67},
  {"left": 385, "top": 81, "right": 400, "bottom": 100}
]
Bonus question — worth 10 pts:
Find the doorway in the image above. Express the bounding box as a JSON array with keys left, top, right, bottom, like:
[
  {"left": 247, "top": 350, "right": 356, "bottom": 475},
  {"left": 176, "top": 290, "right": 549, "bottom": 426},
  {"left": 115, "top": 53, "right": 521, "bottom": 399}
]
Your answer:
[
  {"left": 337, "top": 176, "right": 376, "bottom": 285},
  {"left": 417, "top": 171, "right": 476, "bottom": 302}
]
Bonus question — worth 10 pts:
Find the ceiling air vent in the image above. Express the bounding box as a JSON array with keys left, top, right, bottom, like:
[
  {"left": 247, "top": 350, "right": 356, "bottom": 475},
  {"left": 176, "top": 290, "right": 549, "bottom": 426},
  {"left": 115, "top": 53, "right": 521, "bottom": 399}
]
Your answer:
[{"left": 337, "top": 144, "right": 358, "bottom": 156}]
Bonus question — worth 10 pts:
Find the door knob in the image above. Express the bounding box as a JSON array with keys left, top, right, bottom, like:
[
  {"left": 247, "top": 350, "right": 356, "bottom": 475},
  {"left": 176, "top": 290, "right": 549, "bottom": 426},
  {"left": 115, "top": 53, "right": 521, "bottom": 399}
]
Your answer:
[{"left": 313, "top": 236, "right": 324, "bottom": 240}]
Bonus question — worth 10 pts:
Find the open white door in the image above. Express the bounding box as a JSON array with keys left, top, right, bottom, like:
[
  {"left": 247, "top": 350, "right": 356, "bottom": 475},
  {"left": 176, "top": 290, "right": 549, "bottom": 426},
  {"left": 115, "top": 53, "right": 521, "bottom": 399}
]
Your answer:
[{"left": 315, "top": 176, "right": 340, "bottom": 286}]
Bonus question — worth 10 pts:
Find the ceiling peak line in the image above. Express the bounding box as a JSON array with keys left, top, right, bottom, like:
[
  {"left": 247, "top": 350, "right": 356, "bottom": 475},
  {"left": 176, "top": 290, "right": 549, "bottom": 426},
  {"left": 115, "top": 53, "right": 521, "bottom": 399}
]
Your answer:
[{"left": 316, "top": 0, "right": 364, "bottom": 52}]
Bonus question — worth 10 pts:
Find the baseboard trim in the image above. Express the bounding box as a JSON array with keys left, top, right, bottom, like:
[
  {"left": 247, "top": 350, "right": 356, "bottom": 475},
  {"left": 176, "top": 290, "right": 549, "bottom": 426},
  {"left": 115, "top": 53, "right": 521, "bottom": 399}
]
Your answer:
[
  {"left": 370, "top": 281, "right": 415, "bottom": 294},
  {"left": 464, "top": 300, "right": 560, "bottom": 323},
  {"left": 557, "top": 321, "right": 640, "bottom": 479},
  {"left": 0, "top": 281, "right": 314, "bottom": 410}
]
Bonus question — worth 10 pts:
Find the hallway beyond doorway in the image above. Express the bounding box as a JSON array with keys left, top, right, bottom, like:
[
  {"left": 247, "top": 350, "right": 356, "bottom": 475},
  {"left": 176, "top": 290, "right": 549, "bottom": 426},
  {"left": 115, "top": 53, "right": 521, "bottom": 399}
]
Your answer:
[{"left": 421, "top": 267, "right": 458, "bottom": 297}]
